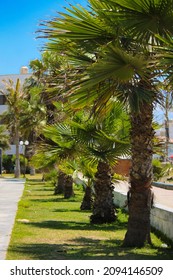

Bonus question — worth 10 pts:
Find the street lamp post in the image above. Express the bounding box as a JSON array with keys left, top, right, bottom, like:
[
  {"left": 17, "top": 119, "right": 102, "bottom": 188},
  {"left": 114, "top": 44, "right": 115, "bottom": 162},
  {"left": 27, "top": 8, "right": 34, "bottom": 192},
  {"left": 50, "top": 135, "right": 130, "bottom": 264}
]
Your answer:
[{"left": 19, "top": 140, "right": 29, "bottom": 177}]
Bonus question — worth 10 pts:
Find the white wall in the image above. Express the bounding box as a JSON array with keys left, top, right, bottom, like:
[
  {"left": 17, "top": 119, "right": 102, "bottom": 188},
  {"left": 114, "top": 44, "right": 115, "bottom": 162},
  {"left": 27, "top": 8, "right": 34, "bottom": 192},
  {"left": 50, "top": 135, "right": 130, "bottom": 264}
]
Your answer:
[
  {"left": 113, "top": 188, "right": 173, "bottom": 241},
  {"left": 4, "top": 145, "right": 24, "bottom": 155},
  {"left": 0, "top": 105, "right": 8, "bottom": 114}
]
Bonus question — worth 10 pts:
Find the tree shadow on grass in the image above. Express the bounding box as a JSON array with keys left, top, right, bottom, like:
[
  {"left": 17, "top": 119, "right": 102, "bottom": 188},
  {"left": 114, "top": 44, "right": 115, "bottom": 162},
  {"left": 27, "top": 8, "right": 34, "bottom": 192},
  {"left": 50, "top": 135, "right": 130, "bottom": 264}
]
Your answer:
[
  {"left": 7, "top": 237, "right": 173, "bottom": 260},
  {"left": 69, "top": 237, "right": 173, "bottom": 260},
  {"left": 22, "top": 220, "right": 173, "bottom": 259},
  {"left": 27, "top": 220, "right": 118, "bottom": 231},
  {"left": 26, "top": 179, "right": 43, "bottom": 183},
  {"left": 30, "top": 197, "right": 66, "bottom": 203},
  {"left": 30, "top": 197, "right": 80, "bottom": 203},
  {"left": 29, "top": 187, "right": 53, "bottom": 192},
  {"left": 52, "top": 208, "right": 88, "bottom": 213}
]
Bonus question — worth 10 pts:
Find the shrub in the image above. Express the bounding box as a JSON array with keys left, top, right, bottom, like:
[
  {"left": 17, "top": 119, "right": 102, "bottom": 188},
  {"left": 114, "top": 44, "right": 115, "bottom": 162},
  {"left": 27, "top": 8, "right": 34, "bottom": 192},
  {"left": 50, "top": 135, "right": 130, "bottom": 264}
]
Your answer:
[
  {"left": 2, "top": 155, "right": 14, "bottom": 173},
  {"left": 152, "top": 159, "right": 171, "bottom": 181},
  {"left": 43, "top": 169, "right": 58, "bottom": 184}
]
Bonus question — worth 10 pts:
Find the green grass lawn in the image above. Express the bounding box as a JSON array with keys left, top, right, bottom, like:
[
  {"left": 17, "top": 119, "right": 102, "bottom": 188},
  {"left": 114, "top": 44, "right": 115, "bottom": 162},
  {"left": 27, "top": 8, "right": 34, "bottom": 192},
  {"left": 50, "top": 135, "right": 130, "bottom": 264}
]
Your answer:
[{"left": 6, "top": 178, "right": 173, "bottom": 260}]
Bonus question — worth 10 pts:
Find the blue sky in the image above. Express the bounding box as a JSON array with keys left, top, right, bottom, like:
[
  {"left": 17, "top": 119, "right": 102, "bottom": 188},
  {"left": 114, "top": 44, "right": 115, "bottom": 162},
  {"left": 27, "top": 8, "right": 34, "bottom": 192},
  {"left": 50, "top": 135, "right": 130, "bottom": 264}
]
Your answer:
[{"left": 0, "top": 0, "right": 87, "bottom": 75}]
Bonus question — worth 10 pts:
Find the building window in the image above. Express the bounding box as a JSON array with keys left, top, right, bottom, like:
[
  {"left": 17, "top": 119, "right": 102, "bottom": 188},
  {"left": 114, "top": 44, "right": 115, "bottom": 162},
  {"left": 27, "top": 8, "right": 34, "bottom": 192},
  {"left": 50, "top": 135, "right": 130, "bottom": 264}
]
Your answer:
[{"left": 0, "top": 95, "right": 6, "bottom": 105}]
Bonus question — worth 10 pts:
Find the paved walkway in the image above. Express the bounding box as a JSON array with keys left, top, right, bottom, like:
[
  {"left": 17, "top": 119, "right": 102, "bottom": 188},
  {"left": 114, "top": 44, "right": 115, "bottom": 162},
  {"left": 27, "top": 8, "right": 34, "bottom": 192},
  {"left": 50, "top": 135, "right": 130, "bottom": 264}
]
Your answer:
[
  {"left": 0, "top": 178, "right": 25, "bottom": 260},
  {"left": 114, "top": 180, "right": 173, "bottom": 209}
]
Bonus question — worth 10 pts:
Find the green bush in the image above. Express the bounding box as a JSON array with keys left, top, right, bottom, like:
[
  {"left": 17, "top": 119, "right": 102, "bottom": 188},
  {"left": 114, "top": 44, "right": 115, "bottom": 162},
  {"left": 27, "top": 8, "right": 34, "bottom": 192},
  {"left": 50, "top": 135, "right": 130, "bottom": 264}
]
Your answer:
[
  {"left": 12, "top": 154, "right": 29, "bottom": 174},
  {"left": 2, "top": 155, "right": 14, "bottom": 173},
  {"left": 43, "top": 169, "right": 58, "bottom": 184},
  {"left": 152, "top": 159, "right": 171, "bottom": 181},
  {"left": 3, "top": 154, "right": 30, "bottom": 174}
]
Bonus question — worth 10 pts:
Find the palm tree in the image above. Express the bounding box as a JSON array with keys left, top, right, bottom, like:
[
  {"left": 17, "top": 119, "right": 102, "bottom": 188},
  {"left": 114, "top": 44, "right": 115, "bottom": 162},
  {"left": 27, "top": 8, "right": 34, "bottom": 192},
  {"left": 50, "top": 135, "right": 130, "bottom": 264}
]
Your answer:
[
  {"left": 77, "top": 159, "right": 95, "bottom": 210},
  {"left": 19, "top": 86, "right": 47, "bottom": 175},
  {"left": 105, "top": 0, "right": 173, "bottom": 247},
  {"left": 72, "top": 113, "right": 130, "bottom": 223},
  {"left": 34, "top": 123, "right": 78, "bottom": 199},
  {"left": 41, "top": 0, "right": 173, "bottom": 246},
  {"left": 0, "top": 79, "right": 25, "bottom": 177},
  {"left": 54, "top": 170, "right": 66, "bottom": 195},
  {"left": 41, "top": 102, "right": 130, "bottom": 223},
  {"left": 20, "top": 87, "right": 47, "bottom": 138},
  {"left": 0, "top": 77, "right": 47, "bottom": 177},
  {"left": 27, "top": 51, "right": 76, "bottom": 125}
]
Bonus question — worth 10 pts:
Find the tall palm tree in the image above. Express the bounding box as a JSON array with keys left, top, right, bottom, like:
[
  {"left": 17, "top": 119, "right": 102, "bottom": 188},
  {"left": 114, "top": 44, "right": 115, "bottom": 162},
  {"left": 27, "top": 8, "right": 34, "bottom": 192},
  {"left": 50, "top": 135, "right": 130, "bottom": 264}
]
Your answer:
[
  {"left": 0, "top": 79, "right": 25, "bottom": 177},
  {"left": 41, "top": 0, "right": 173, "bottom": 246},
  {"left": 103, "top": 0, "right": 173, "bottom": 247}
]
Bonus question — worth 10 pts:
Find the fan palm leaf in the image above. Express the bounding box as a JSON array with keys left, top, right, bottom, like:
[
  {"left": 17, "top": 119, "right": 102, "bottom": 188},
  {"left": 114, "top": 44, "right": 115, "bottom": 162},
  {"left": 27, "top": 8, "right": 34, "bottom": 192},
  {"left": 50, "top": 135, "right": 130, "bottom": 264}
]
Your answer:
[{"left": 104, "top": 0, "right": 173, "bottom": 43}]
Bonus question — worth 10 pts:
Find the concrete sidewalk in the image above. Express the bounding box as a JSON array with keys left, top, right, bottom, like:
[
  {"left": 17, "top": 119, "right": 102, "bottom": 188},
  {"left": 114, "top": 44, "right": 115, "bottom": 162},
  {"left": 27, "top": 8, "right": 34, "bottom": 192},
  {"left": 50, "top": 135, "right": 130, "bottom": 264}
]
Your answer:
[
  {"left": 114, "top": 180, "right": 173, "bottom": 209},
  {"left": 0, "top": 178, "right": 25, "bottom": 260}
]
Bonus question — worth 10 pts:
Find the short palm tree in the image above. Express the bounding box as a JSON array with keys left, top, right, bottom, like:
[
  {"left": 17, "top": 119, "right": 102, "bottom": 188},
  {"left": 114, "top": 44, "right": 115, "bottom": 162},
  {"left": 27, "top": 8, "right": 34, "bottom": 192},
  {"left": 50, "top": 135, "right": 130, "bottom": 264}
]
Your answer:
[
  {"left": 71, "top": 114, "right": 130, "bottom": 224},
  {"left": 76, "top": 159, "right": 95, "bottom": 210},
  {"left": 50, "top": 101, "right": 130, "bottom": 219},
  {"left": 42, "top": 0, "right": 173, "bottom": 246},
  {"left": 35, "top": 123, "right": 78, "bottom": 199}
]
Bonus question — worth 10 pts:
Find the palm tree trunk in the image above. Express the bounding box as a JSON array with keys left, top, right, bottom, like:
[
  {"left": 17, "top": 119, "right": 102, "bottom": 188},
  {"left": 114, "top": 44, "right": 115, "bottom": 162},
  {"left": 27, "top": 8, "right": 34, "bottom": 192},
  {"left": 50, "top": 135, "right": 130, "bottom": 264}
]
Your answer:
[
  {"left": 80, "top": 185, "right": 93, "bottom": 210},
  {"left": 165, "top": 93, "right": 169, "bottom": 161},
  {"left": 64, "top": 174, "right": 74, "bottom": 199},
  {"left": 90, "top": 161, "right": 116, "bottom": 224},
  {"left": 123, "top": 102, "right": 154, "bottom": 247},
  {"left": 15, "top": 129, "right": 20, "bottom": 178},
  {"left": 54, "top": 170, "right": 66, "bottom": 195},
  {"left": 30, "top": 167, "right": 36, "bottom": 175}
]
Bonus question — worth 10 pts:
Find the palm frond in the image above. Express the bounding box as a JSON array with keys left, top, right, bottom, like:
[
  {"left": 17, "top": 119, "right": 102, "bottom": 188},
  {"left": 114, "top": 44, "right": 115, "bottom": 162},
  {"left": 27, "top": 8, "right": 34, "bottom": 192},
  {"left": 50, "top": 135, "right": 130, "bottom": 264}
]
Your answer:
[
  {"left": 43, "top": 4, "right": 110, "bottom": 41},
  {"left": 31, "top": 149, "right": 58, "bottom": 169},
  {"left": 42, "top": 124, "right": 80, "bottom": 162},
  {"left": 66, "top": 46, "right": 152, "bottom": 115},
  {"left": 103, "top": 0, "right": 173, "bottom": 43},
  {"left": 155, "top": 33, "right": 173, "bottom": 85}
]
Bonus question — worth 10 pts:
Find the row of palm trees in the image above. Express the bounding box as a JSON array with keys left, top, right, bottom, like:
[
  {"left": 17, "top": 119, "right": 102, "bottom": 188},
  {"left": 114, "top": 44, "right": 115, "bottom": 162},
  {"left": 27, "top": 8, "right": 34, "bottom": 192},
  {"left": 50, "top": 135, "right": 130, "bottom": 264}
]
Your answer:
[
  {"left": 1, "top": 0, "right": 173, "bottom": 248},
  {"left": 40, "top": 0, "right": 173, "bottom": 247},
  {"left": 31, "top": 99, "right": 130, "bottom": 222}
]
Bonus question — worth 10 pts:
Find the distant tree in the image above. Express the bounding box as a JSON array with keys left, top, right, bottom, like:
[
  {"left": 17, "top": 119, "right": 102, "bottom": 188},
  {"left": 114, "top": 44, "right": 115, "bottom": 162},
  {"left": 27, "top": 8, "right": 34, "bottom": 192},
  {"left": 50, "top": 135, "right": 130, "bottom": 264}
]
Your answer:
[
  {"left": 0, "top": 79, "right": 24, "bottom": 177},
  {"left": 27, "top": 51, "right": 74, "bottom": 125}
]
